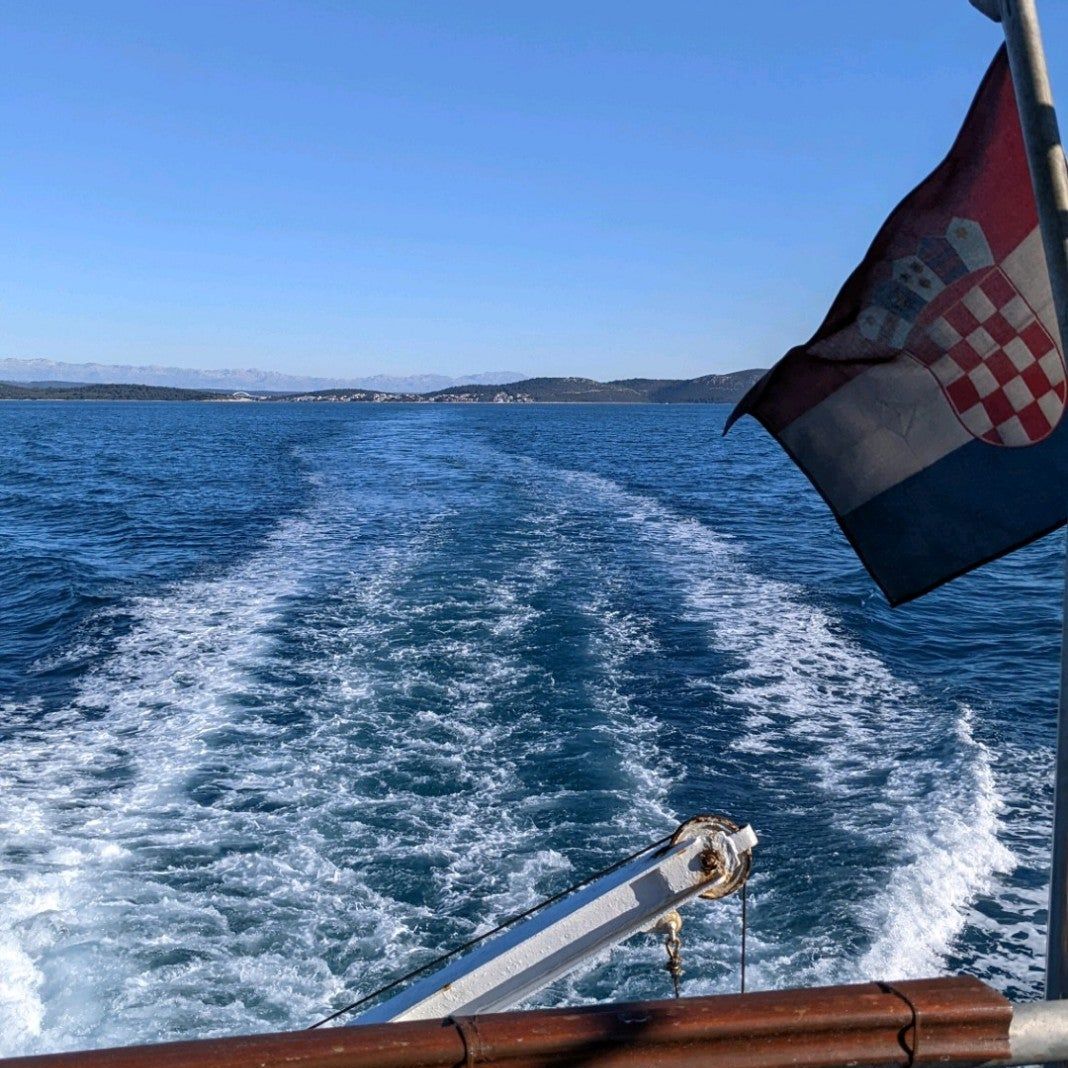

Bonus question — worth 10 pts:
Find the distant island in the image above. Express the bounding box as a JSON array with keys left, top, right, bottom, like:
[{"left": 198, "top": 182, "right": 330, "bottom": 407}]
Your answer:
[
  {"left": 0, "top": 370, "right": 765, "bottom": 405},
  {"left": 0, "top": 382, "right": 226, "bottom": 401}
]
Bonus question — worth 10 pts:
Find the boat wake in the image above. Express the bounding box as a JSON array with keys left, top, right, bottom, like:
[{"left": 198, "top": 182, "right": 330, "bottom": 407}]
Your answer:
[
  {"left": 0, "top": 412, "right": 1049, "bottom": 1057},
  {"left": 0, "top": 422, "right": 679, "bottom": 1054},
  {"left": 544, "top": 466, "right": 1019, "bottom": 990}
]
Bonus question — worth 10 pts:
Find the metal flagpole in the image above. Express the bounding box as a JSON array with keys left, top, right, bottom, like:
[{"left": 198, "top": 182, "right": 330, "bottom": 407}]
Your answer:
[
  {"left": 970, "top": 0, "right": 1068, "bottom": 1003},
  {"left": 1059, "top": 535, "right": 1068, "bottom": 1000}
]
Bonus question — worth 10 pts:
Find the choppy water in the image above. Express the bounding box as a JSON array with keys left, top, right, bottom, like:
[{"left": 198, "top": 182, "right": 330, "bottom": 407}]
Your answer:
[{"left": 0, "top": 400, "right": 1062, "bottom": 1055}]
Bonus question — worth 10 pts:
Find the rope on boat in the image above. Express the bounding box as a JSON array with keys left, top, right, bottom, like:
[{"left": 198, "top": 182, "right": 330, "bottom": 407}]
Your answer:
[
  {"left": 740, "top": 880, "right": 748, "bottom": 994},
  {"left": 656, "top": 874, "right": 750, "bottom": 999}
]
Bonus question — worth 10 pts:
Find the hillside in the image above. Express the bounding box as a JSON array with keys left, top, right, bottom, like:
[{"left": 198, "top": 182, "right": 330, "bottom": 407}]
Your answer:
[
  {"left": 647, "top": 372, "right": 765, "bottom": 403},
  {"left": 426, "top": 369, "right": 765, "bottom": 403},
  {"left": 0, "top": 382, "right": 229, "bottom": 401}
]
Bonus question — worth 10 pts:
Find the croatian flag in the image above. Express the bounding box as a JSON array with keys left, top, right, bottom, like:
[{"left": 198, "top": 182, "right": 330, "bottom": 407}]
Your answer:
[{"left": 727, "top": 47, "right": 1067, "bottom": 605}]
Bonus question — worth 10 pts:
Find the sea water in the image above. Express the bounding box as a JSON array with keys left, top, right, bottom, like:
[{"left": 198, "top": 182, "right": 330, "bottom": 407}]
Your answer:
[{"left": 0, "top": 400, "right": 1060, "bottom": 1054}]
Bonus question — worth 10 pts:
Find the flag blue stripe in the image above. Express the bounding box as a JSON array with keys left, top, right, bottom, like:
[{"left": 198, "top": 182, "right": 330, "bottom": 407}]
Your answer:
[{"left": 840, "top": 423, "right": 1067, "bottom": 604}]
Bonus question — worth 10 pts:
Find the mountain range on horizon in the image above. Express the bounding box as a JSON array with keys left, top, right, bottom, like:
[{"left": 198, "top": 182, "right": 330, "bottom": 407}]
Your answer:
[{"left": 0, "top": 358, "right": 527, "bottom": 395}]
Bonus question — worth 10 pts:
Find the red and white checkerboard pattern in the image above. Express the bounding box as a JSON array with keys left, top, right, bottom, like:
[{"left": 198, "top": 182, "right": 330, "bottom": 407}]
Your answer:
[{"left": 907, "top": 267, "right": 1066, "bottom": 446}]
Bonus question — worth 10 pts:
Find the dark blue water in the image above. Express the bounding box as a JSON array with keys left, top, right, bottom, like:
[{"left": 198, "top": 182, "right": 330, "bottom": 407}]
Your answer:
[{"left": 0, "top": 401, "right": 1061, "bottom": 1054}]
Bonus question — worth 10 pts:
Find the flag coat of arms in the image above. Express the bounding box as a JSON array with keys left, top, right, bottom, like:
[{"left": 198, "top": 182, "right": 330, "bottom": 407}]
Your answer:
[{"left": 727, "top": 47, "right": 1067, "bottom": 605}]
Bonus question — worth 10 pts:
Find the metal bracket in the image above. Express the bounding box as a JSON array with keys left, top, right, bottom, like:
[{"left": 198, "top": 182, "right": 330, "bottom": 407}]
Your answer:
[
  {"left": 358, "top": 813, "right": 758, "bottom": 1024},
  {"left": 451, "top": 1016, "right": 484, "bottom": 1067}
]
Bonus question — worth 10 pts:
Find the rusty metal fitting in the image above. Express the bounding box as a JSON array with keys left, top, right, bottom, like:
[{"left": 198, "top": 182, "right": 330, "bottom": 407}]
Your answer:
[{"left": 671, "top": 813, "right": 754, "bottom": 900}]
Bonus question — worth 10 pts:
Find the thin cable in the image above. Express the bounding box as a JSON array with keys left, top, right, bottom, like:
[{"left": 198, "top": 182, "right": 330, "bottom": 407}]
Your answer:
[
  {"left": 739, "top": 880, "right": 748, "bottom": 994},
  {"left": 309, "top": 830, "right": 676, "bottom": 1029}
]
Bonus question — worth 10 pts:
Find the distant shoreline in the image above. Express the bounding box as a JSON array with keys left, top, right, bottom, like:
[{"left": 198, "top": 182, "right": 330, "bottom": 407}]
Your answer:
[
  {"left": 0, "top": 370, "right": 764, "bottom": 406},
  {"left": 0, "top": 397, "right": 742, "bottom": 406}
]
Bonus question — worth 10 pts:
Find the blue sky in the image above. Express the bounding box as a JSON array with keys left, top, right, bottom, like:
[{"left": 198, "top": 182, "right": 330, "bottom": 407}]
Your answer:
[{"left": 4, "top": 1, "right": 1068, "bottom": 380}]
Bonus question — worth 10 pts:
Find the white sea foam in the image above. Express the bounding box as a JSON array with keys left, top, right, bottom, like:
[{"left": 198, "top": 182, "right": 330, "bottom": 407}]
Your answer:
[
  {"left": 956, "top": 741, "right": 1052, "bottom": 996},
  {"left": 550, "top": 468, "right": 1017, "bottom": 989},
  {"left": 0, "top": 427, "right": 679, "bottom": 1054},
  {"left": 0, "top": 506, "right": 331, "bottom": 1053}
]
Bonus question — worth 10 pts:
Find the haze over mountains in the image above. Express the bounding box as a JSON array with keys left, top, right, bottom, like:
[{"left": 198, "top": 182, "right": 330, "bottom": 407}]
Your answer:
[{"left": 0, "top": 358, "right": 525, "bottom": 395}]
